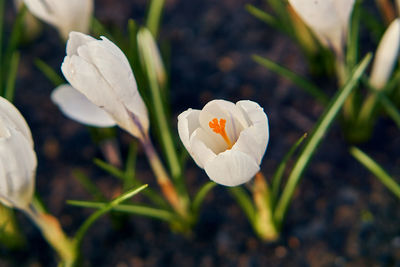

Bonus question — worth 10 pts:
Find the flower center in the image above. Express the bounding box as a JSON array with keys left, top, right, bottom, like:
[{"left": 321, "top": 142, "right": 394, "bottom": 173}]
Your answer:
[{"left": 209, "top": 118, "right": 233, "bottom": 149}]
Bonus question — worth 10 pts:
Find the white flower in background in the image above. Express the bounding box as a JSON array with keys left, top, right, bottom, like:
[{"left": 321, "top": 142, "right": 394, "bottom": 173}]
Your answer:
[
  {"left": 61, "top": 32, "right": 149, "bottom": 139},
  {"left": 0, "top": 97, "right": 37, "bottom": 209},
  {"left": 369, "top": 18, "right": 400, "bottom": 90},
  {"left": 288, "top": 0, "right": 355, "bottom": 56},
  {"left": 178, "top": 100, "right": 269, "bottom": 187},
  {"left": 22, "top": 0, "right": 93, "bottom": 40}
]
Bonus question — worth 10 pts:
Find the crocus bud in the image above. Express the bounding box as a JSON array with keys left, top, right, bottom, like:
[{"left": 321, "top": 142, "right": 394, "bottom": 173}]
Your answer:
[
  {"left": 369, "top": 18, "right": 400, "bottom": 90},
  {"left": 137, "top": 27, "right": 167, "bottom": 88},
  {"left": 61, "top": 32, "right": 149, "bottom": 140},
  {"left": 22, "top": 0, "right": 93, "bottom": 40},
  {"left": 178, "top": 100, "right": 269, "bottom": 186},
  {"left": 288, "top": 0, "right": 355, "bottom": 56},
  {"left": 0, "top": 97, "right": 37, "bottom": 209}
]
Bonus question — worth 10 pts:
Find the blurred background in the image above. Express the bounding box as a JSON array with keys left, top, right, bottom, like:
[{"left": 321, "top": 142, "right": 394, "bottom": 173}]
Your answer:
[{"left": 2, "top": 0, "right": 400, "bottom": 266}]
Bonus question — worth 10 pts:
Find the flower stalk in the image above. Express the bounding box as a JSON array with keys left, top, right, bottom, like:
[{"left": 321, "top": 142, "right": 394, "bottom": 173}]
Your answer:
[
  {"left": 252, "top": 172, "right": 278, "bottom": 241},
  {"left": 140, "top": 134, "right": 188, "bottom": 219},
  {"left": 24, "top": 204, "right": 77, "bottom": 267}
]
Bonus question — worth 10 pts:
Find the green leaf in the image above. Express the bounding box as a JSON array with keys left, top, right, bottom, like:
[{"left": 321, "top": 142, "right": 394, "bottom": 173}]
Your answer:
[
  {"left": 93, "top": 158, "right": 125, "bottom": 180},
  {"left": 192, "top": 182, "right": 216, "bottom": 216},
  {"left": 0, "top": 0, "right": 5, "bottom": 88},
  {"left": 346, "top": 0, "right": 361, "bottom": 70},
  {"left": 146, "top": 0, "right": 165, "bottom": 37},
  {"left": 4, "top": 51, "right": 19, "bottom": 102},
  {"left": 271, "top": 133, "right": 307, "bottom": 206},
  {"left": 252, "top": 54, "right": 329, "bottom": 105},
  {"left": 72, "top": 184, "right": 148, "bottom": 249},
  {"left": 229, "top": 187, "right": 255, "bottom": 224},
  {"left": 34, "top": 59, "right": 64, "bottom": 86},
  {"left": 72, "top": 170, "right": 106, "bottom": 201},
  {"left": 273, "top": 53, "right": 372, "bottom": 227},
  {"left": 245, "top": 4, "right": 284, "bottom": 32},
  {"left": 68, "top": 200, "right": 175, "bottom": 222},
  {"left": 350, "top": 147, "right": 400, "bottom": 199}
]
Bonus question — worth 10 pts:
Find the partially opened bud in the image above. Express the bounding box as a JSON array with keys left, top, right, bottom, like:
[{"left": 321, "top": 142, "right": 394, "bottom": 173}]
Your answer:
[
  {"left": 288, "top": 0, "right": 355, "bottom": 56},
  {"left": 137, "top": 27, "right": 167, "bottom": 88},
  {"left": 0, "top": 97, "right": 37, "bottom": 209},
  {"left": 61, "top": 32, "right": 149, "bottom": 139},
  {"left": 23, "top": 0, "right": 93, "bottom": 40},
  {"left": 178, "top": 100, "right": 269, "bottom": 187},
  {"left": 369, "top": 18, "right": 400, "bottom": 89}
]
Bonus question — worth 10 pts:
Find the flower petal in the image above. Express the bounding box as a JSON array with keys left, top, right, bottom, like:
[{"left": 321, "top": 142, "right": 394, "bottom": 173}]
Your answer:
[
  {"left": 62, "top": 54, "right": 141, "bottom": 137},
  {"left": 66, "top": 31, "right": 97, "bottom": 56},
  {"left": 51, "top": 84, "right": 116, "bottom": 127},
  {"left": 370, "top": 18, "right": 400, "bottom": 89},
  {"left": 189, "top": 128, "right": 217, "bottom": 168},
  {"left": 289, "top": 0, "right": 354, "bottom": 54},
  {"left": 0, "top": 127, "right": 36, "bottom": 209},
  {"left": 233, "top": 100, "right": 269, "bottom": 164},
  {"left": 0, "top": 97, "right": 33, "bottom": 145},
  {"left": 177, "top": 108, "right": 201, "bottom": 152},
  {"left": 23, "top": 0, "right": 57, "bottom": 26},
  {"left": 204, "top": 150, "right": 259, "bottom": 186},
  {"left": 84, "top": 36, "right": 149, "bottom": 132}
]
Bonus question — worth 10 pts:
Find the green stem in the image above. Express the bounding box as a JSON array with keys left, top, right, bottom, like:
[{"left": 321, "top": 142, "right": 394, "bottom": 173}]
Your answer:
[
  {"left": 146, "top": 0, "right": 165, "bottom": 37},
  {"left": 273, "top": 54, "right": 372, "bottom": 228},
  {"left": 24, "top": 204, "right": 77, "bottom": 267},
  {"left": 350, "top": 147, "right": 400, "bottom": 199}
]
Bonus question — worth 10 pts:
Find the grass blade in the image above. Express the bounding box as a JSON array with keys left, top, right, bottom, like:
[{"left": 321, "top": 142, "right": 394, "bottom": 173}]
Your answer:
[
  {"left": 273, "top": 53, "right": 372, "bottom": 227},
  {"left": 192, "top": 182, "right": 216, "bottom": 216},
  {"left": 35, "top": 59, "right": 64, "bottom": 86},
  {"left": 350, "top": 147, "right": 400, "bottom": 199},
  {"left": 271, "top": 133, "right": 307, "bottom": 206},
  {"left": 229, "top": 187, "right": 255, "bottom": 223},
  {"left": 72, "top": 184, "right": 148, "bottom": 249},
  {"left": 146, "top": 0, "right": 165, "bottom": 37},
  {"left": 4, "top": 52, "right": 19, "bottom": 101},
  {"left": 72, "top": 170, "right": 106, "bottom": 201},
  {"left": 245, "top": 4, "right": 284, "bottom": 32},
  {"left": 252, "top": 54, "right": 329, "bottom": 105},
  {"left": 68, "top": 199, "right": 175, "bottom": 222}
]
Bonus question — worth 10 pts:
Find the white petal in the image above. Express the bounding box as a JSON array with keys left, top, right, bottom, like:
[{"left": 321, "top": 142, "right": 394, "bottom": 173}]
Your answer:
[
  {"left": 233, "top": 101, "right": 269, "bottom": 164},
  {"left": 23, "top": 0, "right": 93, "bottom": 40},
  {"left": 370, "top": 18, "right": 400, "bottom": 89},
  {"left": 199, "top": 99, "right": 247, "bottom": 146},
  {"left": 23, "top": 0, "right": 57, "bottom": 26},
  {"left": 177, "top": 108, "right": 201, "bottom": 152},
  {"left": 204, "top": 150, "right": 259, "bottom": 186},
  {"left": 51, "top": 84, "right": 116, "bottom": 127},
  {"left": 0, "top": 127, "right": 36, "bottom": 209},
  {"left": 0, "top": 97, "right": 33, "bottom": 145},
  {"left": 84, "top": 36, "right": 149, "bottom": 132},
  {"left": 61, "top": 54, "right": 142, "bottom": 137},
  {"left": 289, "top": 0, "right": 354, "bottom": 54},
  {"left": 66, "top": 31, "right": 97, "bottom": 56},
  {"left": 189, "top": 128, "right": 218, "bottom": 168}
]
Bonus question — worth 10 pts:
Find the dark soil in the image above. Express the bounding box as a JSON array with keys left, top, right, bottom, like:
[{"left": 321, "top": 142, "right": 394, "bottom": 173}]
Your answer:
[{"left": 1, "top": 0, "right": 400, "bottom": 266}]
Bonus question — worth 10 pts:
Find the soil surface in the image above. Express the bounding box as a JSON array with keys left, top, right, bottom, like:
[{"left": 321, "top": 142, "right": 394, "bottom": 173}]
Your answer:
[{"left": 1, "top": 0, "right": 400, "bottom": 266}]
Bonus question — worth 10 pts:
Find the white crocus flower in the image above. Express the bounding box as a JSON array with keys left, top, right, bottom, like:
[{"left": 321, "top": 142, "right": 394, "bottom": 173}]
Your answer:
[
  {"left": 178, "top": 100, "right": 269, "bottom": 187},
  {"left": 289, "top": 0, "right": 355, "bottom": 56},
  {"left": 60, "top": 32, "right": 149, "bottom": 140},
  {"left": 369, "top": 18, "right": 400, "bottom": 90},
  {"left": 23, "top": 0, "right": 93, "bottom": 40},
  {"left": 0, "top": 97, "right": 37, "bottom": 210}
]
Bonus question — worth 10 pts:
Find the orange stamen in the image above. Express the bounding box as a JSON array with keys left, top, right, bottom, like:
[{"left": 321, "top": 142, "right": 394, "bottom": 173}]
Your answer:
[{"left": 209, "top": 118, "right": 233, "bottom": 148}]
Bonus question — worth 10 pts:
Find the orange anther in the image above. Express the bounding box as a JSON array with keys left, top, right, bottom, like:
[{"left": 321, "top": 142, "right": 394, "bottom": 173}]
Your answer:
[{"left": 209, "top": 118, "right": 233, "bottom": 148}]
